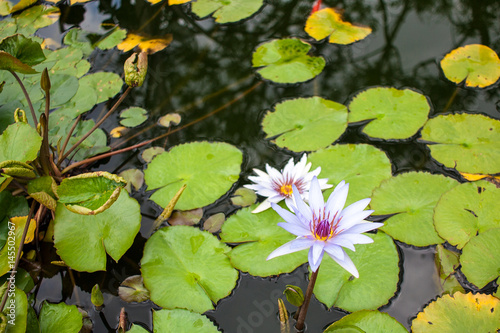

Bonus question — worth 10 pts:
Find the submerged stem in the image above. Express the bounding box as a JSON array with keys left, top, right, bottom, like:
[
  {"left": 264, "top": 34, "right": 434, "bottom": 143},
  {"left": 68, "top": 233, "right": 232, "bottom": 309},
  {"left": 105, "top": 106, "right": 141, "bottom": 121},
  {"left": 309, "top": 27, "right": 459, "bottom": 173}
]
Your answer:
[{"left": 295, "top": 268, "right": 319, "bottom": 331}]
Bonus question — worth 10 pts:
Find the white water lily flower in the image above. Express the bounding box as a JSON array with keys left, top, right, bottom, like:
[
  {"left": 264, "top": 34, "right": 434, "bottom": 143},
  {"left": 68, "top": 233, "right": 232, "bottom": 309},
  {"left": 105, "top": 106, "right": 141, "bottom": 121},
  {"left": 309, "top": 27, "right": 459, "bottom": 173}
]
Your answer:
[
  {"left": 244, "top": 154, "right": 332, "bottom": 213},
  {"left": 267, "top": 176, "right": 383, "bottom": 276}
]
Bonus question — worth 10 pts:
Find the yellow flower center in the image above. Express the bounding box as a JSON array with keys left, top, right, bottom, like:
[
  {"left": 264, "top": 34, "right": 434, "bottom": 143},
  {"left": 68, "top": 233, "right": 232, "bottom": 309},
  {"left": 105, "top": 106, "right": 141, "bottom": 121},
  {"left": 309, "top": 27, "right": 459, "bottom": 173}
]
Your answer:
[{"left": 279, "top": 184, "right": 293, "bottom": 197}]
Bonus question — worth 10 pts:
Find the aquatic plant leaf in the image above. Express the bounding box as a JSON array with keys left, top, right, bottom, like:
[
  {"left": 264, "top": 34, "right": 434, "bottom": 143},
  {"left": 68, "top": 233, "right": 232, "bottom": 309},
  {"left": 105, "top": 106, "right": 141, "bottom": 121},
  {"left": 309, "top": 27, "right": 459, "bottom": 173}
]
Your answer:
[
  {"left": 141, "top": 226, "right": 238, "bottom": 313},
  {"left": 67, "top": 119, "right": 109, "bottom": 162},
  {"left": 314, "top": 232, "right": 399, "bottom": 311},
  {"left": 54, "top": 191, "right": 141, "bottom": 272},
  {"left": 128, "top": 324, "right": 149, "bottom": 333},
  {"left": 203, "top": 212, "right": 225, "bottom": 233},
  {"left": 63, "top": 28, "right": 94, "bottom": 57},
  {"left": 0, "top": 34, "right": 45, "bottom": 73},
  {"left": 69, "top": 0, "right": 92, "bottom": 5},
  {"left": 0, "top": 191, "right": 28, "bottom": 250},
  {"left": 57, "top": 171, "right": 126, "bottom": 215},
  {"left": 168, "top": 208, "right": 203, "bottom": 226},
  {"left": 168, "top": 0, "right": 191, "bottom": 4},
  {"left": 95, "top": 26, "right": 127, "bottom": 50},
  {"left": 14, "top": 5, "right": 60, "bottom": 35},
  {"left": 348, "top": 87, "right": 430, "bottom": 139},
  {"left": 117, "top": 33, "right": 172, "bottom": 54},
  {"left": 119, "top": 107, "right": 148, "bottom": 127},
  {"left": 435, "top": 245, "right": 459, "bottom": 278},
  {"left": 118, "top": 169, "right": 144, "bottom": 193},
  {"left": 323, "top": 310, "right": 407, "bottom": 333},
  {"left": 145, "top": 141, "right": 242, "bottom": 210},
  {"left": 262, "top": 97, "right": 348, "bottom": 152},
  {"left": 220, "top": 205, "right": 308, "bottom": 277},
  {"left": 191, "top": 0, "right": 264, "bottom": 24},
  {"left": 158, "top": 113, "right": 181, "bottom": 127},
  {"left": 0, "top": 122, "right": 42, "bottom": 164},
  {"left": 230, "top": 187, "right": 257, "bottom": 207},
  {"left": 434, "top": 180, "right": 500, "bottom": 249},
  {"left": 118, "top": 275, "right": 150, "bottom": 303},
  {"left": 47, "top": 74, "right": 79, "bottom": 108},
  {"left": 460, "top": 228, "right": 500, "bottom": 289},
  {"left": 0, "top": 51, "right": 37, "bottom": 74},
  {"left": 152, "top": 309, "right": 220, "bottom": 332},
  {"left": 252, "top": 38, "right": 325, "bottom": 84},
  {"left": 0, "top": 215, "right": 32, "bottom": 276},
  {"left": 10, "top": 0, "right": 36, "bottom": 12},
  {"left": 0, "top": 267, "right": 34, "bottom": 293},
  {"left": 9, "top": 217, "right": 36, "bottom": 243},
  {"left": 141, "top": 147, "right": 164, "bottom": 163},
  {"left": 420, "top": 113, "right": 500, "bottom": 174},
  {"left": 39, "top": 301, "right": 83, "bottom": 333},
  {"left": 0, "top": 284, "right": 28, "bottom": 333},
  {"left": 440, "top": 44, "right": 500, "bottom": 88},
  {"left": 79, "top": 72, "right": 123, "bottom": 104},
  {"left": 371, "top": 172, "right": 458, "bottom": 247},
  {"left": 411, "top": 292, "right": 500, "bottom": 333},
  {"left": 305, "top": 8, "right": 372, "bottom": 45},
  {"left": 110, "top": 126, "right": 127, "bottom": 138},
  {"left": 308, "top": 144, "right": 392, "bottom": 205}
]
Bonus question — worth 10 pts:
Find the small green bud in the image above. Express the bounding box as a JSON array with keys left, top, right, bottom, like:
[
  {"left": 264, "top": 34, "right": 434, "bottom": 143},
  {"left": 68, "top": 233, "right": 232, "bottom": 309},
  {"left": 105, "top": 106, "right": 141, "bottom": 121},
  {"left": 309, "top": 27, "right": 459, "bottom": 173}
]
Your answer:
[
  {"left": 278, "top": 298, "right": 288, "bottom": 323},
  {"left": 41, "top": 68, "right": 51, "bottom": 92},
  {"left": 283, "top": 285, "right": 304, "bottom": 307},
  {"left": 124, "top": 52, "right": 148, "bottom": 87},
  {"left": 91, "top": 284, "right": 104, "bottom": 308}
]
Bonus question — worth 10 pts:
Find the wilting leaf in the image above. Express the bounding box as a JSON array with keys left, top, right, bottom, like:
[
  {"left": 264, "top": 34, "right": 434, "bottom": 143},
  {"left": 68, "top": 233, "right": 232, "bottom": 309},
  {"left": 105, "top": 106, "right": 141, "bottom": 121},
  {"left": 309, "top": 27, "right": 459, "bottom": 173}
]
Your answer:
[
  {"left": 118, "top": 275, "right": 150, "bottom": 303},
  {"left": 110, "top": 126, "right": 128, "bottom": 138},
  {"left": 118, "top": 169, "right": 144, "bottom": 193},
  {"left": 117, "top": 33, "right": 172, "bottom": 54},
  {"left": 168, "top": 208, "right": 203, "bottom": 226},
  {"left": 203, "top": 212, "right": 225, "bottom": 233},
  {"left": 158, "top": 113, "right": 181, "bottom": 127},
  {"left": 141, "top": 146, "right": 165, "bottom": 163}
]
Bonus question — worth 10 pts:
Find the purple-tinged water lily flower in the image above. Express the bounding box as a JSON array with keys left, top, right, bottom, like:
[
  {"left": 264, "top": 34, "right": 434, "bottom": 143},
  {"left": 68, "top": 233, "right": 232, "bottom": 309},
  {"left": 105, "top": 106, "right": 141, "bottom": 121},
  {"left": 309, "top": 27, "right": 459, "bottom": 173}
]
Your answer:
[
  {"left": 244, "top": 155, "right": 332, "bottom": 214},
  {"left": 267, "top": 176, "right": 383, "bottom": 277}
]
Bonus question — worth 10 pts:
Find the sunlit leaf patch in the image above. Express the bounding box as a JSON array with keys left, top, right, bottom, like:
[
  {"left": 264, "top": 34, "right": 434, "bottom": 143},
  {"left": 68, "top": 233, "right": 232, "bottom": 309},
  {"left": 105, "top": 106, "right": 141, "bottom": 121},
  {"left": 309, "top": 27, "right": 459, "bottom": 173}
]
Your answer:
[
  {"left": 440, "top": 44, "right": 500, "bottom": 88},
  {"left": 141, "top": 226, "right": 238, "bottom": 313},
  {"left": 191, "top": 0, "right": 264, "bottom": 24},
  {"left": 252, "top": 38, "right": 325, "bottom": 84},
  {"left": 144, "top": 141, "right": 242, "bottom": 210},
  {"left": 168, "top": 0, "right": 191, "bottom": 4},
  {"left": 411, "top": 292, "right": 500, "bottom": 333},
  {"left": 262, "top": 97, "right": 348, "bottom": 152},
  {"left": 78, "top": 72, "right": 123, "bottom": 104},
  {"left": 420, "top": 113, "right": 500, "bottom": 174},
  {"left": 348, "top": 87, "right": 430, "bottom": 140},
  {"left": 308, "top": 144, "right": 392, "bottom": 205},
  {"left": 371, "top": 172, "right": 458, "bottom": 247},
  {"left": 220, "top": 205, "right": 307, "bottom": 277},
  {"left": 313, "top": 232, "right": 399, "bottom": 312},
  {"left": 305, "top": 8, "right": 372, "bottom": 45},
  {"left": 434, "top": 180, "right": 500, "bottom": 249},
  {"left": 323, "top": 310, "right": 407, "bottom": 333},
  {"left": 117, "top": 33, "right": 172, "bottom": 54}
]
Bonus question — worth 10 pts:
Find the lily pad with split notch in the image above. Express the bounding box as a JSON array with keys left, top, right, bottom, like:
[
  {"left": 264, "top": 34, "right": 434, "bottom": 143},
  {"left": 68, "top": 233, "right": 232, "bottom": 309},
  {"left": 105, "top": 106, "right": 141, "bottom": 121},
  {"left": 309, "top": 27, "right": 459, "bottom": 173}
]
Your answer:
[
  {"left": 191, "top": 0, "right": 264, "bottom": 24},
  {"left": 323, "top": 310, "right": 407, "bottom": 333}
]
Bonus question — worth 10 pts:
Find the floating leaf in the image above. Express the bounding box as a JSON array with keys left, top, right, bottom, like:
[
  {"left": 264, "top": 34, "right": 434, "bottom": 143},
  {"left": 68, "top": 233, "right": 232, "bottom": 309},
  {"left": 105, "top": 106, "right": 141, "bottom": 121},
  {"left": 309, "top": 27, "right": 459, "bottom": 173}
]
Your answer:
[
  {"left": 168, "top": 208, "right": 203, "bottom": 226},
  {"left": 308, "top": 144, "right": 392, "bottom": 205},
  {"left": 0, "top": 284, "right": 28, "bottom": 333},
  {"left": 220, "top": 205, "right": 307, "bottom": 277},
  {"left": 14, "top": 5, "right": 60, "bottom": 35},
  {"left": 371, "top": 172, "right": 458, "bottom": 247},
  {"left": 191, "top": 0, "right": 264, "bottom": 24},
  {"left": 53, "top": 191, "right": 141, "bottom": 272},
  {"left": 324, "top": 310, "right": 407, "bottom": 333},
  {"left": 95, "top": 26, "right": 127, "bottom": 50},
  {"left": 110, "top": 126, "right": 127, "bottom": 138},
  {"left": 230, "top": 187, "right": 257, "bottom": 207},
  {"left": 348, "top": 87, "right": 430, "bottom": 140},
  {"left": 119, "top": 107, "right": 148, "bottom": 127},
  {"left": 53, "top": 83, "right": 97, "bottom": 118},
  {"left": 141, "top": 146, "right": 164, "bottom": 163},
  {"left": 0, "top": 122, "right": 41, "bottom": 164},
  {"left": 313, "top": 232, "right": 399, "bottom": 311},
  {"left": 117, "top": 33, "right": 172, "bottom": 54},
  {"left": 69, "top": 0, "right": 92, "bottom": 5},
  {"left": 460, "top": 228, "right": 500, "bottom": 289},
  {"left": 145, "top": 141, "right": 242, "bottom": 210},
  {"left": 63, "top": 28, "right": 94, "bottom": 57},
  {"left": 57, "top": 172, "right": 126, "bottom": 215},
  {"left": 305, "top": 8, "right": 372, "bottom": 45},
  {"left": 118, "top": 275, "right": 150, "bottom": 303},
  {"left": 262, "top": 97, "right": 347, "bottom": 152},
  {"left": 0, "top": 215, "right": 32, "bottom": 276},
  {"left": 420, "top": 113, "right": 500, "bottom": 174},
  {"left": 203, "top": 212, "right": 225, "bottom": 233},
  {"left": 39, "top": 302, "right": 83, "bottom": 333},
  {"left": 150, "top": 309, "right": 220, "bottom": 332},
  {"left": 168, "top": 0, "right": 191, "bottom": 4},
  {"left": 252, "top": 38, "right": 325, "bottom": 84},
  {"left": 48, "top": 74, "right": 79, "bottom": 108},
  {"left": 141, "top": 226, "right": 238, "bottom": 313},
  {"left": 67, "top": 119, "right": 109, "bottom": 162},
  {"left": 435, "top": 245, "right": 464, "bottom": 295},
  {"left": 158, "top": 113, "right": 181, "bottom": 127},
  {"left": 434, "top": 180, "right": 500, "bottom": 249},
  {"left": 0, "top": 191, "right": 28, "bottom": 250},
  {"left": 78, "top": 72, "right": 123, "bottom": 104},
  {"left": 0, "top": 34, "right": 45, "bottom": 73},
  {"left": 411, "top": 292, "right": 500, "bottom": 333},
  {"left": 440, "top": 44, "right": 500, "bottom": 88},
  {"left": 118, "top": 169, "right": 144, "bottom": 193}
]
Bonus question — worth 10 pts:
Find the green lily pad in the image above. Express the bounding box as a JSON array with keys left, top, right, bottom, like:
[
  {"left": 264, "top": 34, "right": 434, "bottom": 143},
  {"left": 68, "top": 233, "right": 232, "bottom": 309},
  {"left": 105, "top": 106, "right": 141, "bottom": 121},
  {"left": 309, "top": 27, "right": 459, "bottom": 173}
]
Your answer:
[
  {"left": 348, "top": 87, "right": 430, "bottom": 139},
  {"left": 440, "top": 44, "right": 500, "bottom": 88},
  {"left": 14, "top": 5, "right": 60, "bottom": 35},
  {"left": 0, "top": 34, "right": 45, "bottom": 71},
  {"left": 220, "top": 205, "right": 308, "bottom": 276},
  {"left": 95, "top": 27, "right": 127, "bottom": 50},
  {"left": 411, "top": 292, "right": 500, "bottom": 333},
  {"left": 54, "top": 83, "right": 97, "bottom": 118},
  {"left": 27, "top": 176, "right": 58, "bottom": 211},
  {"left": 151, "top": 309, "right": 220, "bottom": 332},
  {"left": 118, "top": 275, "right": 150, "bottom": 303},
  {"left": 460, "top": 228, "right": 500, "bottom": 289},
  {"left": 145, "top": 141, "right": 242, "bottom": 210},
  {"left": 0, "top": 267, "right": 34, "bottom": 293},
  {"left": 420, "top": 113, "right": 500, "bottom": 174},
  {"left": 67, "top": 119, "right": 109, "bottom": 161},
  {"left": 47, "top": 74, "right": 79, "bottom": 108},
  {"left": 191, "top": 0, "right": 263, "bottom": 23},
  {"left": 1, "top": 284, "right": 28, "bottom": 333},
  {"left": 39, "top": 302, "right": 83, "bottom": 333},
  {"left": 63, "top": 28, "right": 94, "bottom": 58},
  {"left": 0, "top": 191, "right": 28, "bottom": 250},
  {"left": 262, "top": 97, "right": 348, "bottom": 152},
  {"left": 252, "top": 38, "right": 325, "bottom": 84},
  {"left": 323, "top": 310, "right": 407, "bottom": 333},
  {"left": 434, "top": 180, "right": 500, "bottom": 249},
  {"left": 0, "top": 122, "right": 42, "bottom": 164},
  {"left": 141, "top": 226, "right": 238, "bottom": 313},
  {"left": 230, "top": 187, "right": 257, "bottom": 207},
  {"left": 119, "top": 107, "right": 148, "bottom": 127},
  {"left": 308, "top": 144, "right": 392, "bottom": 206},
  {"left": 53, "top": 191, "right": 141, "bottom": 272},
  {"left": 305, "top": 8, "right": 372, "bottom": 45},
  {"left": 370, "top": 172, "right": 458, "bottom": 247},
  {"left": 57, "top": 171, "right": 126, "bottom": 215},
  {"left": 313, "top": 232, "right": 399, "bottom": 312},
  {"left": 78, "top": 72, "right": 123, "bottom": 104}
]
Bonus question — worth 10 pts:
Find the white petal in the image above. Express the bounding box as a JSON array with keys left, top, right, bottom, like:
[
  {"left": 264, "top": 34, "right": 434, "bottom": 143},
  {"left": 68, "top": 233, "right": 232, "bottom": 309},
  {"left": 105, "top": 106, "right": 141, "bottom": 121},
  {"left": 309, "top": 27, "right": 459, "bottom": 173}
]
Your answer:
[
  {"left": 253, "top": 168, "right": 270, "bottom": 178},
  {"left": 328, "top": 250, "right": 359, "bottom": 278},
  {"left": 252, "top": 200, "right": 273, "bottom": 213},
  {"left": 344, "top": 222, "right": 384, "bottom": 234},
  {"left": 323, "top": 243, "right": 344, "bottom": 261},
  {"left": 308, "top": 177, "right": 324, "bottom": 216},
  {"left": 266, "top": 164, "right": 283, "bottom": 181},
  {"left": 341, "top": 198, "right": 371, "bottom": 219},
  {"left": 336, "top": 233, "right": 374, "bottom": 245},
  {"left": 278, "top": 222, "right": 311, "bottom": 237},
  {"left": 289, "top": 237, "right": 315, "bottom": 249},
  {"left": 308, "top": 245, "right": 324, "bottom": 272},
  {"left": 328, "top": 236, "right": 355, "bottom": 251},
  {"left": 271, "top": 203, "right": 302, "bottom": 226},
  {"left": 325, "top": 182, "right": 349, "bottom": 217},
  {"left": 338, "top": 210, "right": 374, "bottom": 231},
  {"left": 292, "top": 185, "right": 312, "bottom": 221},
  {"left": 317, "top": 178, "right": 333, "bottom": 189},
  {"left": 267, "top": 239, "right": 307, "bottom": 260}
]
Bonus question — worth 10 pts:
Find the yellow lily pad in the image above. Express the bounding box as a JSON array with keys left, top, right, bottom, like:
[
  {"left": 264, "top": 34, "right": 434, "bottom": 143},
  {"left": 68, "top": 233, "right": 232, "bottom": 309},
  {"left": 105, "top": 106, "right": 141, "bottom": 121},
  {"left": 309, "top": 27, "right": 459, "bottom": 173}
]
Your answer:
[
  {"left": 305, "top": 8, "right": 372, "bottom": 45},
  {"left": 117, "top": 33, "right": 172, "bottom": 54},
  {"left": 440, "top": 44, "right": 500, "bottom": 88}
]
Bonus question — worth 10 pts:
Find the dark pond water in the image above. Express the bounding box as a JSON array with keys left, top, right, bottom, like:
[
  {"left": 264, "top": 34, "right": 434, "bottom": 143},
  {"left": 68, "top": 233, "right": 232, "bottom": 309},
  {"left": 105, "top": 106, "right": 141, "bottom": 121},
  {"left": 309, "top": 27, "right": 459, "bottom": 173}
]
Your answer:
[{"left": 36, "top": 0, "right": 500, "bottom": 332}]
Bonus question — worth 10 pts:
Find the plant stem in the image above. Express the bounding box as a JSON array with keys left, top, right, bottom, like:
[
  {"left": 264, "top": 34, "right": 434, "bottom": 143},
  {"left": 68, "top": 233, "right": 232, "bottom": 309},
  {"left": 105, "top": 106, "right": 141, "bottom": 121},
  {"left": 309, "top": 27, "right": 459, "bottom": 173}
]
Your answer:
[
  {"left": 0, "top": 201, "right": 37, "bottom": 312},
  {"left": 442, "top": 86, "right": 459, "bottom": 114},
  {"left": 58, "top": 114, "right": 81, "bottom": 165},
  {"left": 9, "top": 70, "right": 38, "bottom": 127},
  {"left": 295, "top": 268, "right": 320, "bottom": 332},
  {"left": 57, "top": 86, "right": 132, "bottom": 166}
]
